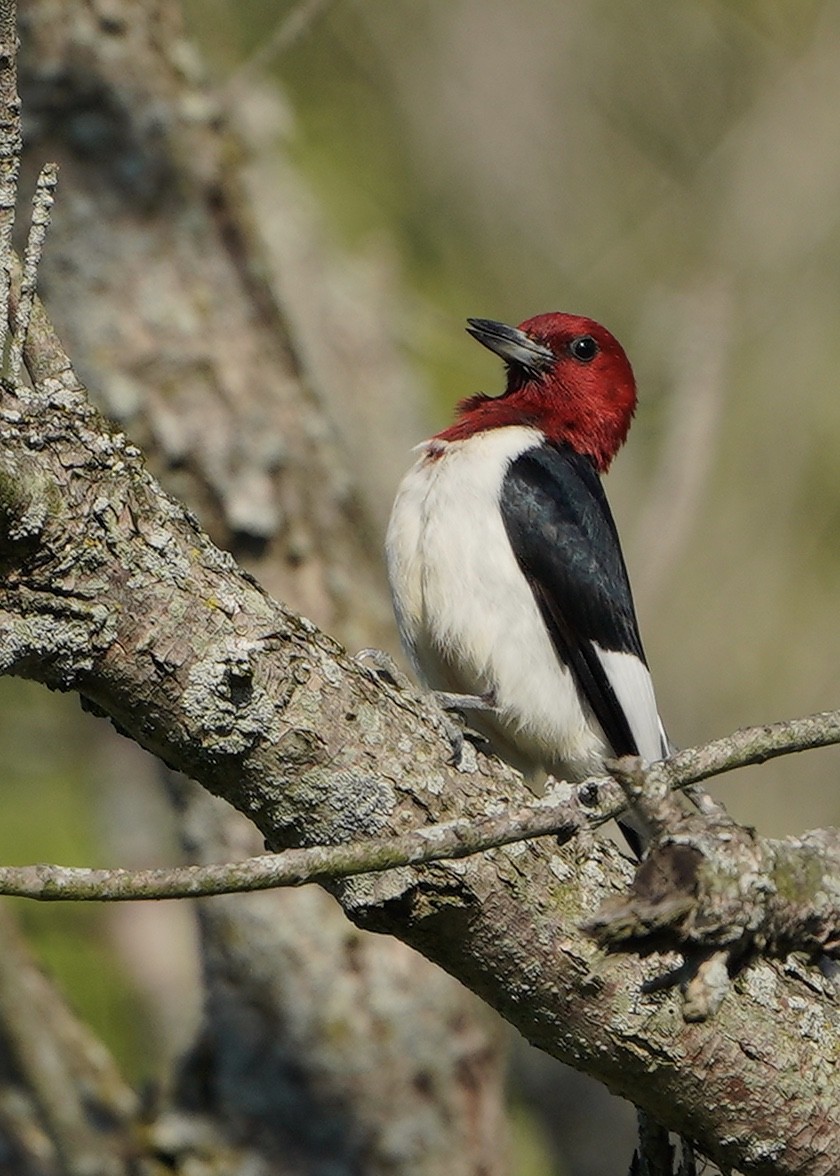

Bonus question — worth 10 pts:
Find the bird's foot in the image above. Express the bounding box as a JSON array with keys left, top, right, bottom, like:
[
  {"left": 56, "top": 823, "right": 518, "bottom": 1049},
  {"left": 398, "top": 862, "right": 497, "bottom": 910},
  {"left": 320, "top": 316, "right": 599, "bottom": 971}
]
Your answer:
[
  {"left": 354, "top": 648, "right": 413, "bottom": 690},
  {"left": 355, "top": 655, "right": 493, "bottom": 769},
  {"left": 431, "top": 691, "right": 495, "bottom": 768},
  {"left": 433, "top": 710, "right": 487, "bottom": 770}
]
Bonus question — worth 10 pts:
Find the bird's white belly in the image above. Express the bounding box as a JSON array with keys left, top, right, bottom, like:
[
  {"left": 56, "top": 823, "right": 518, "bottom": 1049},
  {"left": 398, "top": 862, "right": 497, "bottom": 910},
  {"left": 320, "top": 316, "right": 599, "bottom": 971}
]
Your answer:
[{"left": 386, "top": 427, "right": 608, "bottom": 782}]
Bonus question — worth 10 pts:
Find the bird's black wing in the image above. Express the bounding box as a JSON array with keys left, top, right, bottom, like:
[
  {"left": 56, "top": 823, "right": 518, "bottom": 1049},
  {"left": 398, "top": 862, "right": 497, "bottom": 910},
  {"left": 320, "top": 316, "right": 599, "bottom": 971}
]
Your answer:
[{"left": 499, "top": 441, "right": 651, "bottom": 758}]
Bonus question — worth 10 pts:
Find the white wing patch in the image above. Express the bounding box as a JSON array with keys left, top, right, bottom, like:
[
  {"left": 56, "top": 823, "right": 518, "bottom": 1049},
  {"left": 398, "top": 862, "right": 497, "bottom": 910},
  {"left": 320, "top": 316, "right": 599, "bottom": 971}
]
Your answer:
[{"left": 592, "top": 646, "right": 667, "bottom": 763}]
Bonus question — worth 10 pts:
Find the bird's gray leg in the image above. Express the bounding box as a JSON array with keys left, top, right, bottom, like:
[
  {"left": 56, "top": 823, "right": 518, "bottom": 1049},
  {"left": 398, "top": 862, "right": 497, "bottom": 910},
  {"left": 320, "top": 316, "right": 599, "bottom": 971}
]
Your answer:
[
  {"left": 355, "top": 650, "right": 495, "bottom": 714},
  {"left": 432, "top": 691, "right": 496, "bottom": 767},
  {"left": 433, "top": 690, "right": 495, "bottom": 712}
]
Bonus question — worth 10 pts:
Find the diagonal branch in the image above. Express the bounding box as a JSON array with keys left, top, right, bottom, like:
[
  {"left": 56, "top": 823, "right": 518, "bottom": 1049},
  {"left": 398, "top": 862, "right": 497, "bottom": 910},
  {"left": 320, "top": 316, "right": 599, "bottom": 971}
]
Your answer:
[{"left": 653, "top": 711, "right": 840, "bottom": 788}]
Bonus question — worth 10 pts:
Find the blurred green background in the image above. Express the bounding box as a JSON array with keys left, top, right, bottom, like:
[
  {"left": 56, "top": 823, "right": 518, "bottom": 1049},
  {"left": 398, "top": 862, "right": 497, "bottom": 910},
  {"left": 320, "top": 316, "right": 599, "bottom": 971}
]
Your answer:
[
  {"left": 183, "top": 0, "right": 840, "bottom": 833},
  {"left": 5, "top": 0, "right": 840, "bottom": 1169}
]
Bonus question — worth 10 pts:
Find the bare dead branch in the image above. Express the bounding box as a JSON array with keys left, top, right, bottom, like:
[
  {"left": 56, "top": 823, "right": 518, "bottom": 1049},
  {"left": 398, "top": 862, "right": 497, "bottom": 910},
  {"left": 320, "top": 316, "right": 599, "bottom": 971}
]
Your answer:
[
  {"left": 0, "top": 0, "right": 20, "bottom": 361},
  {"left": 9, "top": 161, "right": 58, "bottom": 377}
]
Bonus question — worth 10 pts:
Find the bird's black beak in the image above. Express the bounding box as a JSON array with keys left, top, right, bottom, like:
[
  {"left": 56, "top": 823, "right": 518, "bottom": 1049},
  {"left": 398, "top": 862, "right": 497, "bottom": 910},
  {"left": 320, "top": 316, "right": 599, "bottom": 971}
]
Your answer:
[{"left": 466, "top": 318, "right": 554, "bottom": 374}]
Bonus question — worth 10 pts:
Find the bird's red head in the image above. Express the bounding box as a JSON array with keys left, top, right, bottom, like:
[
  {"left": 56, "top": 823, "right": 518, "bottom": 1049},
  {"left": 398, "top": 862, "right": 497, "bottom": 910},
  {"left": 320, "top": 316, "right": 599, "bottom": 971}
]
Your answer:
[{"left": 436, "top": 312, "right": 637, "bottom": 472}]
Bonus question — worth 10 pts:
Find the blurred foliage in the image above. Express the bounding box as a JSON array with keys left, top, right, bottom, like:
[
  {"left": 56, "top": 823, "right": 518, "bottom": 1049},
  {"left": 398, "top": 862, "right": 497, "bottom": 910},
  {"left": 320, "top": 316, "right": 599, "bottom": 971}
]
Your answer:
[
  {"left": 0, "top": 680, "right": 154, "bottom": 1080},
  {"left": 509, "top": 1102, "right": 568, "bottom": 1176}
]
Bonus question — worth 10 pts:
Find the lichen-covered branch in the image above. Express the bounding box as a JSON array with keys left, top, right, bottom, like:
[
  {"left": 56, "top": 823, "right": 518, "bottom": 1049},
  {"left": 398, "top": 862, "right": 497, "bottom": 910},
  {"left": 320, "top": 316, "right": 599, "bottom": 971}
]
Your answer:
[
  {"left": 587, "top": 760, "right": 840, "bottom": 1022},
  {"left": 0, "top": 788, "right": 585, "bottom": 900}
]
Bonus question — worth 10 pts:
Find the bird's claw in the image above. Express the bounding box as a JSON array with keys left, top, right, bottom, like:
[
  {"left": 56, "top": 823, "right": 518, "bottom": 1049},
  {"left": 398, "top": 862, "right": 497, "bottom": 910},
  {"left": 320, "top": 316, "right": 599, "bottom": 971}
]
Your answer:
[
  {"left": 354, "top": 656, "right": 493, "bottom": 769},
  {"left": 439, "top": 712, "right": 467, "bottom": 767},
  {"left": 434, "top": 712, "right": 490, "bottom": 770},
  {"left": 354, "top": 648, "right": 412, "bottom": 690},
  {"left": 431, "top": 690, "right": 495, "bottom": 768}
]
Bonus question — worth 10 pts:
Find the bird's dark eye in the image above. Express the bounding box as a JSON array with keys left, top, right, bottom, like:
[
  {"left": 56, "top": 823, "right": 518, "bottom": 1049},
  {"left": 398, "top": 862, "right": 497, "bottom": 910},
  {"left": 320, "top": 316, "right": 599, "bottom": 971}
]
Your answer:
[{"left": 569, "top": 335, "right": 598, "bottom": 362}]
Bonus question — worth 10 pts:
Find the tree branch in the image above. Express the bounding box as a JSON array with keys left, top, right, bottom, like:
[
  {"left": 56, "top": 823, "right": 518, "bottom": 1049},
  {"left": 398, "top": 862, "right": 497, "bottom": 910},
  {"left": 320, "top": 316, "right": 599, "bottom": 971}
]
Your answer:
[
  {"left": 0, "top": 713, "right": 839, "bottom": 908},
  {"left": 0, "top": 789, "right": 585, "bottom": 900},
  {"left": 652, "top": 711, "right": 840, "bottom": 788}
]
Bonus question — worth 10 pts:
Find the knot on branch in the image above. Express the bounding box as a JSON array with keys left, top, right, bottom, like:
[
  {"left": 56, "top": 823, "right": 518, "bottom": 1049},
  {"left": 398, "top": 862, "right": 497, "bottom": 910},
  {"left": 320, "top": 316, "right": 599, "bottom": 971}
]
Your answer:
[
  {"left": 586, "top": 766, "right": 840, "bottom": 1020},
  {"left": 181, "top": 640, "right": 279, "bottom": 758}
]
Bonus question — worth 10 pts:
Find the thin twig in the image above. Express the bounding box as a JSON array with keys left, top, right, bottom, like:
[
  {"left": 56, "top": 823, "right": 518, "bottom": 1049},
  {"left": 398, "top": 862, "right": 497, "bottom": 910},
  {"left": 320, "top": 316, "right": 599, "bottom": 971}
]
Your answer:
[
  {"left": 0, "top": 794, "right": 584, "bottom": 901},
  {"left": 9, "top": 162, "right": 59, "bottom": 378},
  {"left": 1, "top": 708, "right": 839, "bottom": 902},
  {"left": 225, "top": 0, "right": 336, "bottom": 93},
  {"left": 634, "top": 284, "right": 730, "bottom": 605},
  {"left": 651, "top": 709, "right": 840, "bottom": 791}
]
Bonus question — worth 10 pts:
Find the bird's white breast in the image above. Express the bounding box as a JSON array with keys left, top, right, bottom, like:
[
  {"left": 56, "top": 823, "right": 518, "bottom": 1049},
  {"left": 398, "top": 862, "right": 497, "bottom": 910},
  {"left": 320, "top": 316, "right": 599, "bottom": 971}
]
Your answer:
[{"left": 386, "top": 426, "right": 609, "bottom": 782}]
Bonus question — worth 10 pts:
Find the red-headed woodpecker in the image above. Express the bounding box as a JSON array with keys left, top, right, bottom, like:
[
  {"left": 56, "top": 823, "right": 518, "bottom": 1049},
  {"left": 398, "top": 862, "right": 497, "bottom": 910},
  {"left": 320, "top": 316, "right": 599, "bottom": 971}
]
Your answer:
[{"left": 386, "top": 312, "right": 668, "bottom": 813}]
